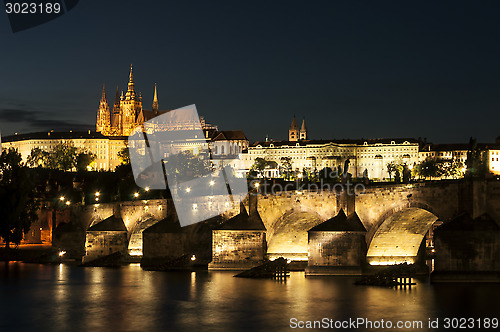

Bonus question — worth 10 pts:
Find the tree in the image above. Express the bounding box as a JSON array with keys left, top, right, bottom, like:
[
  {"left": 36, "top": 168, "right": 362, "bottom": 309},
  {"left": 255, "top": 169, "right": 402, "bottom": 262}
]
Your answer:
[
  {"left": 465, "top": 138, "right": 487, "bottom": 178},
  {"left": 52, "top": 142, "right": 78, "bottom": 171},
  {"left": 440, "top": 158, "right": 465, "bottom": 179},
  {"left": 248, "top": 157, "right": 268, "bottom": 179},
  {"left": 76, "top": 151, "right": 96, "bottom": 171},
  {"left": 26, "top": 148, "right": 50, "bottom": 167},
  {"left": 165, "top": 150, "right": 212, "bottom": 182},
  {"left": 318, "top": 167, "right": 338, "bottom": 182},
  {"left": 386, "top": 161, "right": 398, "bottom": 181},
  {"left": 416, "top": 158, "right": 440, "bottom": 180},
  {"left": 117, "top": 147, "right": 130, "bottom": 165},
  {"left": 280, "top": 157, "right": 293, "bottom": 180},
  {"left": 0, "top": 149, "right": 39, "bottom": 248}
]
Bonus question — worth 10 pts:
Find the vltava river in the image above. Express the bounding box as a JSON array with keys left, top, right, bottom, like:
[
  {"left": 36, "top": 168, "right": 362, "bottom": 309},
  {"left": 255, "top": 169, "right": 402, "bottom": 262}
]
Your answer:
[{"left": 0, "top": 262, "right": 499, "bottom": 331}]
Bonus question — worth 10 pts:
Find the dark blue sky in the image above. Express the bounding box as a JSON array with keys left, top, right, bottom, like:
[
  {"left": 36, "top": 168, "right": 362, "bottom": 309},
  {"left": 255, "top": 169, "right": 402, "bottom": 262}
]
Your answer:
[{"left": 1, "top": 1, "right": 500, "bottom": 143}]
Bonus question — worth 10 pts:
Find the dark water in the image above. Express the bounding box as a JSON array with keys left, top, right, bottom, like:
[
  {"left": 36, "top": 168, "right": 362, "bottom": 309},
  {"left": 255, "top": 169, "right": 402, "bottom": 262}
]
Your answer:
[{"left": 0, "top": 262, "right": 499, "bottom": 332}]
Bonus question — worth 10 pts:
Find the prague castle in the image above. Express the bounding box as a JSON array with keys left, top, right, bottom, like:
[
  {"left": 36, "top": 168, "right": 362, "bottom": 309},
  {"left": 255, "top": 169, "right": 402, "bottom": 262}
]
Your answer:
[
  {"left": 1, "top": 65, "right": 499, "bottom": 177},
  {"left": 1, "top": 66, "right": 248, "bottom": 171}
]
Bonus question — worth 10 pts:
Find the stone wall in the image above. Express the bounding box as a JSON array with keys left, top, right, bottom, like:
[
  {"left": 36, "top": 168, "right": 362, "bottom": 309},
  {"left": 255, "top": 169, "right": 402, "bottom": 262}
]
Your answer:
[
  {"left": 83, "top": 231, "right": 128, "bottom": 263},
  {"left": 308, "top": 231, "right": 366, "bottom": 266},
  {"left": 306, "top": 231, "right": 366, "bottom": 275},
  {"left": 485, "top": 180, "right": 500, "bottom": 221},
  {"left": 210, "top": 230, "right": 266, "bottom": 269},
  {"left": 433, "top": 230, "right": 500, "bottom": 278},
  {"left": 142, "top": 233, "right": 189, "bottom": 262}
]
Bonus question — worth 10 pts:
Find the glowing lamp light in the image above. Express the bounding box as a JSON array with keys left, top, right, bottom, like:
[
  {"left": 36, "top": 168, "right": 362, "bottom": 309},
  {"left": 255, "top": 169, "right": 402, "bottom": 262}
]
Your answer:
[
  {"left": 209, "top": 180, "right": 215, "bottom": 186},
  {"left": 65, "top": 201, "right": 71, "bottom": 206},
  {"left": 95, "top": 197, "right": 99, "bottom": 202},
  {"left": 59, "top": 251, "right": 66, "bottom": 257},
  {"left": 145, "top": 186, "right": 150, "bottom": 192},
  {"left": 59, "top": 196, "right": 65, "bottom": 201},
  {"left": 134, "top": 192, "right": 139, "bottom": 198},
  {"left": 298, "top": 173, "right": 303, "bottom": 178},
  {"left": 95, "top": 191, "right": 100, "bottom": 197},
  {"left": 190, "top": 255, "right": 196, "bottom": 261},
  {"left": 254, "top": 182, "right": 260, "bottom": 188},
  {"left": 186, "top": 187, "right": 191, "bottom": 193}
]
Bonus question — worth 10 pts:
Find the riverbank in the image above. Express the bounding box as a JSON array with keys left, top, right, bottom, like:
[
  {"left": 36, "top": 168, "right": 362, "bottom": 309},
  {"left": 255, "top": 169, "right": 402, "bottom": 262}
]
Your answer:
[{"left": 0, "top": 244, "right": 62, "bottom": 263}]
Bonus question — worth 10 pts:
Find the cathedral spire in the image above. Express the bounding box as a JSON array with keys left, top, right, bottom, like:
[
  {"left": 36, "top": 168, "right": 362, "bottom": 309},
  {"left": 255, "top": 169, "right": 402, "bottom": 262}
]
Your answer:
[
  {"left": 100, "top": 83, "right": 107, "bottom": 102},
  {"left": 289, "top": 115, "right": 299, "bottom": 142},
  {"left": 289, "top": 115, "right": 298, "bottom": 130},
  {"left": 300, "top": 118, "right": 307, "bottom": 132},
  {"left": 126, "top": 64, "right": 136, "bottom": 97},
  {"left": 152, "top": 83, "right": 159, "bottom": 113},
  {"left": 96, "top": 84, "right": 111, "bottom": 134},
  {"left": 113, "top": 85, "right": 120, "bottom": 112},
  {"left": 300, "top": 117, "right": 307, "bottom": 140}
]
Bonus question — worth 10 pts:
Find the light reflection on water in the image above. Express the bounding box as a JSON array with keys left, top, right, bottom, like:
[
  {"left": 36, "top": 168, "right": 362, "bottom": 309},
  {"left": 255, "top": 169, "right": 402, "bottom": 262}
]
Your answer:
[{"left": 0, "top": 262, "right": 499, "bottom": 332}]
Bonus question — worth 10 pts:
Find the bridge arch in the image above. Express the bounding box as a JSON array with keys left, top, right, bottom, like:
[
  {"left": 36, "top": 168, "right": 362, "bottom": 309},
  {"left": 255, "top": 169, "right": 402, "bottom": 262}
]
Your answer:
[
  {"left": 266, "top": 209, "right": 323, "bottom": 261},
  {"left": 366, "top": 206, "right": 439, "bottom": 265},
  {"left": 127, "top": 217, "right": 159, "bottom": 256},
  {"left": 366, "top": 200, "right": 440, "bottom": 246}
]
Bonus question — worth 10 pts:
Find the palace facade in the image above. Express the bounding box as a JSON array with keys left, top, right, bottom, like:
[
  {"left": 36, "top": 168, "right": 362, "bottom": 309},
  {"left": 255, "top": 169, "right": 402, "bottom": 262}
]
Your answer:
[{"left": 238, "top": 116, "right": 500, "bottom": 180}]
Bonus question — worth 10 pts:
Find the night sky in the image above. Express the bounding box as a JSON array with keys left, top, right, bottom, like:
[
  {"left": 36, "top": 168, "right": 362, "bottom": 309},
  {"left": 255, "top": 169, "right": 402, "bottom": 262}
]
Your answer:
[{"left": 1, "top": 1, "right": 500, "bottom": 143}]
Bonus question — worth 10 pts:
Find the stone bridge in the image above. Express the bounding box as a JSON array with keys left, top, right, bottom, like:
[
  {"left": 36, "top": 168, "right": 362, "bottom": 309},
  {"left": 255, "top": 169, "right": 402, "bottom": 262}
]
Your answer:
[
  {"left": 61, "top": 179, "right": 500, "bottom": 265},
  {"left": 255, "top": 179, "right": 500, "bottom": 264}
]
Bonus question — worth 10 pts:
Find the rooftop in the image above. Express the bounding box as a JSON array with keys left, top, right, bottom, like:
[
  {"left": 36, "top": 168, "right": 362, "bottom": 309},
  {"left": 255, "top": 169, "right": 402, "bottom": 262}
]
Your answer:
[
  {"left": 251, "top": 138, "right": 421, "bottom": 148},
  {"left": 2, "top": 131, "right": 125, "bottom": 143}
]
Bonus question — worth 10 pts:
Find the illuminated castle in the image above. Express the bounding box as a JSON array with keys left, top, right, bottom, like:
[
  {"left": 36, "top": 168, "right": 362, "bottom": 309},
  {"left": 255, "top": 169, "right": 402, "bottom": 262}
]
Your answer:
[{"left": 96, "top": 65, "right": 216, "bottom": 136}]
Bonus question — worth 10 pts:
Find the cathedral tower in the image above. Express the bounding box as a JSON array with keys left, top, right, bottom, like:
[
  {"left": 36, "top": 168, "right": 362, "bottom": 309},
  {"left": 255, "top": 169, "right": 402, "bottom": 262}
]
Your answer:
[
  {"left": 152, "top": 83, "right": 159, "bottom": 115},
  {"left": 96, "top": 84, "right": 111, "bottom": 134},
  {"left": 289, "top": 115, "right": 299, "bottom": 142},
  {"left": 120, "top": 65, "right": 143, "bottom": 136},
  {"left": 110, "top": 85, "right": 122, "bottom": 135},
  {"left": 300, "top": 118, "right": 307, "bottom": 140}
]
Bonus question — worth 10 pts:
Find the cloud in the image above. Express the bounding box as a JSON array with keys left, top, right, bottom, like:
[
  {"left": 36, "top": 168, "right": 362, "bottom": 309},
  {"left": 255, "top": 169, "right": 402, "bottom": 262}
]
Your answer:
[{"left": 0, "top": 108, "right": 93, "bottom": 133}]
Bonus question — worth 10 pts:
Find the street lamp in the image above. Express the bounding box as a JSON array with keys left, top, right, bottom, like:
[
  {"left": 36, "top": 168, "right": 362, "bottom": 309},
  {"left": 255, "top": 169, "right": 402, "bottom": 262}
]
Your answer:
[
  {"left": 59, "top": 196, "right": 65, "bottom": 201},
  {"left": 145, "top": 186, "right": 150, "bottom": 192},
  {"left": 95, "top": 191, "right": 100, "bottom": 197},
  {"left": 134, "top": 192, "right": 139, "bottom": 198},
  {"left": 186, "top": 187, "right": 191, "bottom": 193},
  {"left": 65, "top": 201, "right": 71, "bottom": 206},
  {"left": 209, "top": 180, "right": 215, "bottom": 195}
]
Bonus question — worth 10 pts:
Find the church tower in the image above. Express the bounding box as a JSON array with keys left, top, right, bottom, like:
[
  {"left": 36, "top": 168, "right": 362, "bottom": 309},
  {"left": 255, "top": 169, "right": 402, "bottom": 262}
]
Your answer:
[
  {"left": 152, "top": 83, "right": 159, "bottom": 115},
  {"left": 110, "top": 85, "right": 122, "bottom": 135},
  {"left": 96, "top": 84, "right": 111, "bottom": 134},
  {"left": 289, "top": 115, "right": 299, "bottom": 142},
  {"left": 300, "top": 118, "right": 307, "bottom": 140},
  {"left": 120, "top": 65, "right": 143, "bottom": 136}
]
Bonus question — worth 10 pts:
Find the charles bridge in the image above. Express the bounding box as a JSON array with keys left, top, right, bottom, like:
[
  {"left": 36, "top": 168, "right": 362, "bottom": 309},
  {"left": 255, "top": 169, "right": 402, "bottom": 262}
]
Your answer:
[{"left": 50, "top": 179, "right": 500, "bottom": 277}]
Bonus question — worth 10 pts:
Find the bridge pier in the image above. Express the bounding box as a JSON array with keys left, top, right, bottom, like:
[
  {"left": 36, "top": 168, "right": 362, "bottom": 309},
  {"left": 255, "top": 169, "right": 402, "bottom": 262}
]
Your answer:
[{"left": 305, "top": 209, "right": 367, "bottom": 276}]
